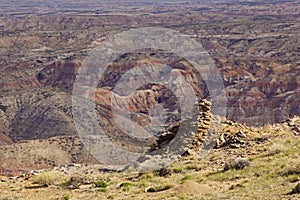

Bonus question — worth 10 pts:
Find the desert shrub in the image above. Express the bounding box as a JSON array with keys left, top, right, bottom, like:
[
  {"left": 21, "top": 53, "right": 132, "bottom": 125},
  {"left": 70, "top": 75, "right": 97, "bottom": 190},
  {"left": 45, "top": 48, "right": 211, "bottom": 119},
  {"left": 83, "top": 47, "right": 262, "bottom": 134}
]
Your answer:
[
  {"left": 119, "top": 182, "right": 132, "bottom": 191},
  {"left": 107, "top": 195, "right": 115, "bottom": 199},
  {"left": 62, "top": 194, "right": 71, "bottom": 200},
  {"left": 95, "top": 181, "right": 108, "bottom": 188},
  {"left": 180, "top": 174, "right": 193, "bottom": 184},
  {"left": 185, "top": 163, "right": 202, "bottom": 171},
  {"left": 137, "top": 180, "right": 148, "bottom": 188},
  {"left": 154, "top": 167, "right": 172, "bottom": 177},
  {"left": 31, "top": 171, "right": 70, "bottom": 186},
  {"left": 224, "top": 158, "right": 250, "bottom": 171},
  {"left": 172, "top": 167, "right": 183, "bottom": 173},
  {"left": 138, "top": 172, "right": 154, "bottom": 180},
  {"left": 119, "top": 182, "right": 132, "bottom": 188},
  {"left": 97, "top": 187, "right": 108, "bottom": 193},
  {"left": 281, "top": 162, "right": 300, "bottom": 176},
  {"left": 179, "top": 196, "right": 187, "bottom": 200},
  {"left": 267, "top": 142, "right": 288, "bottom": 156}
]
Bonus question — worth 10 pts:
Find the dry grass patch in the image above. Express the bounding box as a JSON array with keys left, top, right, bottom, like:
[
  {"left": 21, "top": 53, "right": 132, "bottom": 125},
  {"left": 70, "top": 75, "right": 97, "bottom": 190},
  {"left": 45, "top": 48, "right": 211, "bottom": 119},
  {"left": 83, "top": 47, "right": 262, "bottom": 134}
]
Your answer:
[{"left": 31, "top": 171, "right": 70, "bottom": 186}]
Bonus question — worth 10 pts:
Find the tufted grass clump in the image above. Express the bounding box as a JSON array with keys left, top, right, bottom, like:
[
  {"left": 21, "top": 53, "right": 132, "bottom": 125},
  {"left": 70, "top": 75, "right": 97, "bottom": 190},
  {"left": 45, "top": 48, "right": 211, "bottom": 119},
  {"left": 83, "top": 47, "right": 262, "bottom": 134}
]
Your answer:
[
  {"left": 224, "top": 158, "right": 250, "bottom": 171},
  {"left": 31, "top": 171, "right": 70, "bottom": 186}
]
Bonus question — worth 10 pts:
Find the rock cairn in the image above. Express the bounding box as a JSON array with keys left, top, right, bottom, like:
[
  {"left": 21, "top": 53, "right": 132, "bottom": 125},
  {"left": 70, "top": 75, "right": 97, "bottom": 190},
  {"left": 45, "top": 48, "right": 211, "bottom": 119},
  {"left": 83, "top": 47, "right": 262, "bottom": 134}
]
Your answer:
[
  {"left": 133, "top": 99, "right": 213, "bottom": 171},
  {"left": 186, "top": 99, "right": 212, "bottom": 155}
]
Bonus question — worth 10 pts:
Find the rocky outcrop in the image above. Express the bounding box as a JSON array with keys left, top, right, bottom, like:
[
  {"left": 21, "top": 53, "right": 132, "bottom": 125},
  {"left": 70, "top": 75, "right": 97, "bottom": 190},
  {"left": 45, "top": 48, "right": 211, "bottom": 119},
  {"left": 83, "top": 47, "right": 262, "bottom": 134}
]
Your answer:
[
  {"left": 287, "top": 183, "right": 300, "bottom": 195},
  {"left": 284, "top": 117, "right": 300, "bottom": 136},
  {"left": 216, "top": 131, "right": 248, "bottom": 149}
]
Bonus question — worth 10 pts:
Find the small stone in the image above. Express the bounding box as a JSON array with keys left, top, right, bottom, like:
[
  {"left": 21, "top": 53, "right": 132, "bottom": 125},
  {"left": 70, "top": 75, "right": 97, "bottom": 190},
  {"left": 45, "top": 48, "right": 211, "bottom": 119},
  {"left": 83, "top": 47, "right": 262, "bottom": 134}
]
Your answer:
[
  {"left": 201, "top": 124, "right": 210, "bottom": 129},
  {"left": 196, "top": 141, "right": 202, "bottom": 146},
  {"left": 145, "top": 187, "right": 156, "bottom": 193},
  {"left": 185, "top": 149, "right": 194, "bottom": 156},
  {"left": 202, "top": 131, "right": 208, "bottom": 136},
  {"left": 287, "top": 183, "right": 300, "bottom": 195}
]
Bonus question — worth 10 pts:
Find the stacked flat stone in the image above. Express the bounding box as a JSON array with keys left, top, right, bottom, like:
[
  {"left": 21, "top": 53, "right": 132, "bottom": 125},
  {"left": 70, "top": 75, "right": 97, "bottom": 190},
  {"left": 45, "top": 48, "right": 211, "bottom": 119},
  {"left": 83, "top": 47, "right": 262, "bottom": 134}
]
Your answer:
[{"left": 187, "top": 99, "right": 212, "bottom": 155}]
